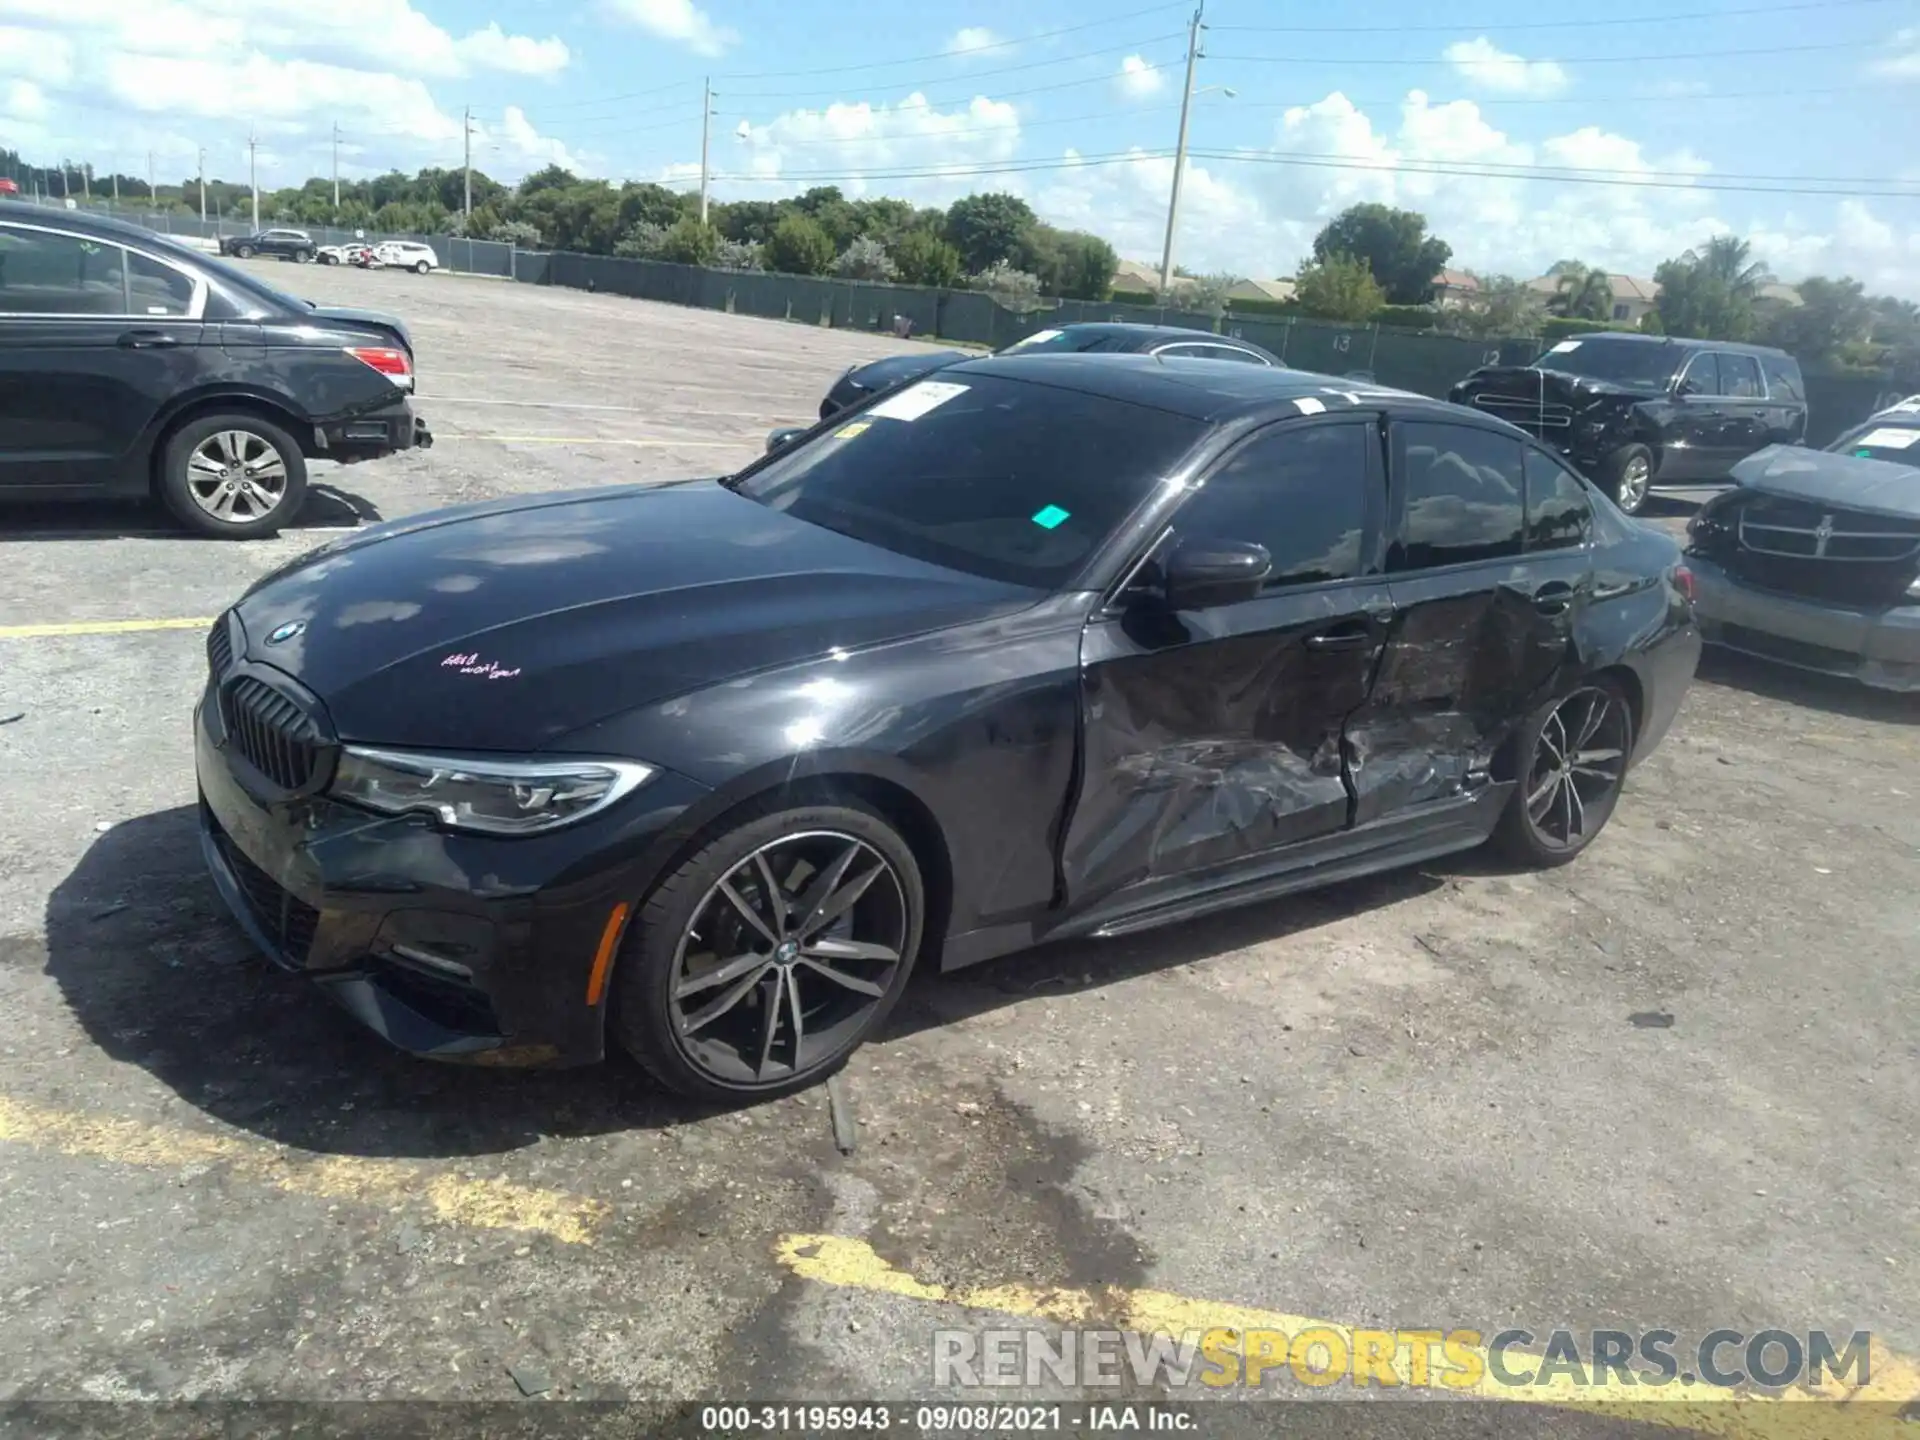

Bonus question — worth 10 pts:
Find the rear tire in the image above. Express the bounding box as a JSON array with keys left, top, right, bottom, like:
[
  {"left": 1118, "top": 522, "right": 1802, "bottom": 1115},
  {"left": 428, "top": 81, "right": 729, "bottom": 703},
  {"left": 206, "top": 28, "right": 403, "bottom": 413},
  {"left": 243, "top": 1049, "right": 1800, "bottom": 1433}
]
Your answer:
[
  {"left": 1598, "top": 443, "right": 1654, "bottom": 515},
  {"left": 156, "top": 413, "right": 309, "bottom": 540},
  {"left": 1491, "top": 677, "right": 1636, "bottom": 868},
  {"left": 610, "top": 794, "right": 925, "bottom": 1103}
]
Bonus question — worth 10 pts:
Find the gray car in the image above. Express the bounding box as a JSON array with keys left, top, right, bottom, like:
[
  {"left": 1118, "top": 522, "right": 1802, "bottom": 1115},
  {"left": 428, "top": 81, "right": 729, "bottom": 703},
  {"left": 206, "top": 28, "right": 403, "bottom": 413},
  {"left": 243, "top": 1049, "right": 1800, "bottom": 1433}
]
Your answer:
[{"left": 1684, "top": 409, "right": 1920, "bottom": 691}]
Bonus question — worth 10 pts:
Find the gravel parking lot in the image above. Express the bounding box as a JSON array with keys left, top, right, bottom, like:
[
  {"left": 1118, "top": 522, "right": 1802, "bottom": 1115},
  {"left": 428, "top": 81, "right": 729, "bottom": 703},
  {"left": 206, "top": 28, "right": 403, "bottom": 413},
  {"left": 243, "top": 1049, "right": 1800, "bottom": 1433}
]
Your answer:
[{"left": 0, "top": 263, "right": 1914, "bottom": 1434}]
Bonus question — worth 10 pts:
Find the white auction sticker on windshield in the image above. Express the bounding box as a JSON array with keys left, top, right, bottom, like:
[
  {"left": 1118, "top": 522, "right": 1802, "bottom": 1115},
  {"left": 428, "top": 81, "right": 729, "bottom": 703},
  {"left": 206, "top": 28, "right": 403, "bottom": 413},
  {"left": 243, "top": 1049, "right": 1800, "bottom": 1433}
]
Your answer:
[
  {"left": 868, "top": 380, "right": 970, "bottom": 422},
  {"left": 1006, "top": 329, "right": 1062, "bottom": 351},
  {"left": 1854, "top": 426, "right": 1919, "bottom": 450},
  {"left": 1547, "top": 340, "right": 1582, "bottom": 354}
]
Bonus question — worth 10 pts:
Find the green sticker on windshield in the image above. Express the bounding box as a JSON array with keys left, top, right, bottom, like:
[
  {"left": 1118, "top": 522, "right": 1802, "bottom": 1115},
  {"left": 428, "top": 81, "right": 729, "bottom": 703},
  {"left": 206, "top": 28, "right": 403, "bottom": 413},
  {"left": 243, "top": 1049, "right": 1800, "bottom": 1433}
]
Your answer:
[
  {"left": 1031, "top": 504, "right": 1071, "bottom": 530},
  {"left": 1856, "top": 448, "right": 1874, "bottom": 457}
]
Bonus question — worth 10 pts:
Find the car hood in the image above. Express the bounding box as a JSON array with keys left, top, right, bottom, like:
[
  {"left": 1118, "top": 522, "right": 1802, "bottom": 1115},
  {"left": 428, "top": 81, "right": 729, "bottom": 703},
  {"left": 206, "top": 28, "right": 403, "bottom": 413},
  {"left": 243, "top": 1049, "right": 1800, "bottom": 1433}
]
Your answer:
[
  {"left": 1730, "top": 444, "right": 1920, "bottom": 521},
  {"left": 1450, "top": 364, "right": 1656, "bottom": 408},
  {"left": 233, "top": 481, "right": 1037, "bottom": 750},
  {"left": 847, "top": 350, "right": 969, "bottom": 390}
]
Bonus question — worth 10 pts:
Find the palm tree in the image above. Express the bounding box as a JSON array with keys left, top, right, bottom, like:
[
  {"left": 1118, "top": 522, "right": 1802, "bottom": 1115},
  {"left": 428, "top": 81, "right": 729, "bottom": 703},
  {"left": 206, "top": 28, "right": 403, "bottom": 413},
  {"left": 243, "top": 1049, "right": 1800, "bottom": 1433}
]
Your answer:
[
  {"left": 1554, "top": 263, "right": 1615, "bottom": 322},
  {"left": 1686, "top": 235, "right": 1771, "bottom": 301}
]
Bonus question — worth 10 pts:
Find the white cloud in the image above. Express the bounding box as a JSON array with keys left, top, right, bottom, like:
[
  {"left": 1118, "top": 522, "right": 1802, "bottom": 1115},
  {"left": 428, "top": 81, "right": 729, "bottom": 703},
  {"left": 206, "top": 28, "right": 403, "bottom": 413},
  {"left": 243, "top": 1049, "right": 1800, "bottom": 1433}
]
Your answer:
[
  {"left": 0, "top": 25, "right": 73, "bottom": 82},
  {"left": 453, "top": 24, "right": 571, "bottom": 78},
  {"left": 719, "top": 92, "right": 1020, "bottom": 201},
  {"left": 490, "top": 105, "right": 585, "bottom": 172},
  {"left": 1117, "top": 55, "right": 1165, "bottom": 99},
  {"left": 3, "top": 78, "right": 47, "bottom": 120},
  {"left": 947, "top": 27, "right": 1004, "bottom": 58},
  {"left": 607, "top": 0, "right": 736, "bottom": 57},
  {"left": 1870, "top": 26, "right": 1920, "bottom": 77},
  {"left": 1442, "top": 37, "right": 1569, "bottom": 97}
]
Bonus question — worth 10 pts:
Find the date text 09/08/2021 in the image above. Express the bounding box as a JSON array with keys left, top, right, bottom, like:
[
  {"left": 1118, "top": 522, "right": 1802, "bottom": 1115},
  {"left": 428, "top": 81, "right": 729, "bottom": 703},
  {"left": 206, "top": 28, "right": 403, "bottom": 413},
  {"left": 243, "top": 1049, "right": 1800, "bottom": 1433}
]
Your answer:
[{"left": 698, "top": 1404, "right": 1190, "bottom": 1432}]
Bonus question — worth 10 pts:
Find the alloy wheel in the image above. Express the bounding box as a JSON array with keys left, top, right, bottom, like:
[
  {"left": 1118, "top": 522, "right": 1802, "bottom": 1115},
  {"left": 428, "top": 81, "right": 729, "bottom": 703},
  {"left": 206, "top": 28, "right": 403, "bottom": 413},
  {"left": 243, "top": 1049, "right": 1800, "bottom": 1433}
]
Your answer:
[
  {"left": 1618, "top": 454, "right": 1652, "bottom": 512},
  {"left": 185, "top": 429, "right": 291, "bottom": 524},
  {"left": 1524, "top": 687, "right": 1630, "bottom": 850},
  {"left": 668, "top": 831, "right": 908, "bottom": 1086}
]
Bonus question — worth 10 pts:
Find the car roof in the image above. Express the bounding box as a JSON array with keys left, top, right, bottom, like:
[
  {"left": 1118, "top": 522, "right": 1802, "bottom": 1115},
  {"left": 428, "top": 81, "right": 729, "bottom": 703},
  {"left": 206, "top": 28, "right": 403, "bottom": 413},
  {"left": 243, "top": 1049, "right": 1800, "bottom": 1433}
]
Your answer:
[
  {"left": 0, "top": 199, "right": 172, "bottom": 243},
  {"left": 1557, "top": 330, "right": 1797, "bottom": 361},
  {"left": 949, "top": 351, "right": 1476, "bottom": 427}
]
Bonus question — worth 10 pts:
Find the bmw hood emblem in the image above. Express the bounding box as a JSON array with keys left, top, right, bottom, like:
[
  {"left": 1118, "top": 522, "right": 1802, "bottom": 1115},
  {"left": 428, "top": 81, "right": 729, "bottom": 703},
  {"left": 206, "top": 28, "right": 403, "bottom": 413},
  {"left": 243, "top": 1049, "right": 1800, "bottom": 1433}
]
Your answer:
[{"left": 266, "top": 620, "right": 306, "bottom": 645}]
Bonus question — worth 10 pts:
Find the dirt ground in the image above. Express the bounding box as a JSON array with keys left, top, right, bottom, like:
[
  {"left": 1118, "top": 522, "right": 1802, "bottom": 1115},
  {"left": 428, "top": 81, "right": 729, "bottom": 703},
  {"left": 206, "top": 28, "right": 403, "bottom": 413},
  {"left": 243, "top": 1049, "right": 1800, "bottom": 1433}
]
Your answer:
[{"left": 0, "top": 263, "right": 1913, "bottom": 1437}]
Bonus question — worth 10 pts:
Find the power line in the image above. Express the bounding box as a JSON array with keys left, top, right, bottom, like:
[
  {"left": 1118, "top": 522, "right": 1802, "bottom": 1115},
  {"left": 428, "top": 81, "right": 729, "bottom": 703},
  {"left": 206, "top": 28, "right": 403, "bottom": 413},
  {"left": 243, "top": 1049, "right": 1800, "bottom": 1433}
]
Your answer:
[
  {"left": 1211, "top": 0, "right": 1902, "bottom": 32},
  {"left": 710, "top": 1, "right": 1190, "bottom": 79},
  {"left": 704, "top": 147, "right": 1920, "bottom": 199},
  {"left": 1214, "top": 38, "right": 1882, "bottom": 65}
]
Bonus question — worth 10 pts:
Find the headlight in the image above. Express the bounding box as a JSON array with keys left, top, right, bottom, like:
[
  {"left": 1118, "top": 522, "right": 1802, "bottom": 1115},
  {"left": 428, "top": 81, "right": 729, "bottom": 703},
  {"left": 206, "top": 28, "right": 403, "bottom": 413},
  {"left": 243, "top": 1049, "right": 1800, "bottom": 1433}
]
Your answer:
[
  {"left": 1908, "top": 575, "right": 1920, "bottom": 600},
  {"left": 330, "top": 747, "right": 654, "bottom": 835}
]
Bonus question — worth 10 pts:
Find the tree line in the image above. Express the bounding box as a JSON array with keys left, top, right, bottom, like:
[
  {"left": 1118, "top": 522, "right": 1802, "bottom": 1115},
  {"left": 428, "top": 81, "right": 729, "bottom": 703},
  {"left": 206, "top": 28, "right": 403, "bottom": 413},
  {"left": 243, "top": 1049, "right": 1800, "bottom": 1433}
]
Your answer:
[{"left": 7, "top": 150, "right": 1912, "bottom": 375}]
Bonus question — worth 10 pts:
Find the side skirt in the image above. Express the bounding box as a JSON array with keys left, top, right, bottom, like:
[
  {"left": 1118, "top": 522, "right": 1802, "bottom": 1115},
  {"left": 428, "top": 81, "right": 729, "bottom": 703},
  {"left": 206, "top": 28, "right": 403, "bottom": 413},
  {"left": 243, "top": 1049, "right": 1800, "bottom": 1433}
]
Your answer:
[{"left": 939, "top": 783, "right": 1513, "bottom": 970}]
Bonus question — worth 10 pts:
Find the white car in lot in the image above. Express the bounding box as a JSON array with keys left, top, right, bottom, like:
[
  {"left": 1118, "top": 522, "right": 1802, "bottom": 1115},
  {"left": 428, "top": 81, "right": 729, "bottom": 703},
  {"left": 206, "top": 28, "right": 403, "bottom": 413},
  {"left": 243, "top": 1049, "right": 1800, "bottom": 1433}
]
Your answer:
[{"left": 373, "top": 241, "right": 440, "bottom": 274}]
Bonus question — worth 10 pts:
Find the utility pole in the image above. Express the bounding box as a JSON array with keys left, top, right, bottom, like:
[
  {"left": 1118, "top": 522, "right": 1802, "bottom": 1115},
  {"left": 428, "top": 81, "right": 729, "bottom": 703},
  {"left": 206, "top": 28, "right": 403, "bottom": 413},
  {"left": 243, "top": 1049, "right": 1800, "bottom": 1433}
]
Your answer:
[
  {"left": 699, "top": 78, "right": 715, "bottom": 225},
  {"left": 332, "top": 123, "right": 341, "bottom": 212},
  {"left": 1157, "top": 0, "right": 1205, "bottom": 294},
  {"left": 248, "top": 130, "right": 259, "bottom": 229},
  {"left": 147, "top": 149, "right": 156, "bottom": 205},
  {"left": 113, "top": 168, "right": 120, "bottom": 205},
  {"left": 198, "top": 147, "right": 207, "bottom": 222},
  {"left": 82, "top": 162, "right": 90, "bottom": 201},
  {"left": 463, "top": 106, "right": 473, "bottom": 222}
]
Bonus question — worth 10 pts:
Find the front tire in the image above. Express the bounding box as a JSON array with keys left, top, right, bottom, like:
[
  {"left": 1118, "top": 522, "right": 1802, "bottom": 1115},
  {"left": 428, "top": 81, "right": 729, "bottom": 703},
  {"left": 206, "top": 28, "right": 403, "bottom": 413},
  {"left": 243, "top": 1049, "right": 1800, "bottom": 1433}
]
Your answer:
[
  {"left": 156, "top": 413, "right": 309, "bottom": 539},
  {"left": 610, "top": 796, "right": 925, "bottom": 1102},
  {"left": 1598, "top": 442, "right": 1654, "bottom": 515},
  {"left": 233, "top": 244, "right": 255, "bottom": 259},
  {"left": 414, "top": 260, "right": 431, "bottom": 275},
  {"left": 1491, "top": 678, "right": 1636, "bottom": 868}
]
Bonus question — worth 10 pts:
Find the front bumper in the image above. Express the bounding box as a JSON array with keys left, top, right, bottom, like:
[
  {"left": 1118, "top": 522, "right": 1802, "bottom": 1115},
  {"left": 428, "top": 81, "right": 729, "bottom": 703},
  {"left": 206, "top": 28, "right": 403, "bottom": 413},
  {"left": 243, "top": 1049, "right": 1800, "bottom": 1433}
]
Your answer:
[
  {"left": 1688, "top": 552, "right": 1920, "bottom": 692},
  {"left": 193, "top": 695, "right": 707, "bottom": 1066},
  {"left": 317, "top": 397, "right": 431, "bottom": 461}
]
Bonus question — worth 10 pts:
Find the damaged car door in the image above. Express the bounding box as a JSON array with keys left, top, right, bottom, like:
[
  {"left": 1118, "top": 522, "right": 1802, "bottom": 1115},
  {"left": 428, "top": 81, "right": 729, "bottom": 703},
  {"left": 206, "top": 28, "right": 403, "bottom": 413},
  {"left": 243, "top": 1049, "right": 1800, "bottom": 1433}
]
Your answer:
[
  {"left": 1061, "top": 416, "right": 1390, "bottom": 909},
  {"left": 1350, "top": 419, "right": 1592, "bottom": 824}
]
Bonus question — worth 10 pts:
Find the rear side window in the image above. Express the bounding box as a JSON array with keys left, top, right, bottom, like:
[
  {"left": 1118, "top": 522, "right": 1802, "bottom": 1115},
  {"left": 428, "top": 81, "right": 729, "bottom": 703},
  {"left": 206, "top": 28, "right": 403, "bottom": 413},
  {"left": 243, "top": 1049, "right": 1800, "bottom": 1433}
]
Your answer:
[
  {"left": 1176, "top": 421, "right": 1370, "bottom": 589},
  {"left": 1760, "top": 353, "right": 1804, "bottom": 403},
  {"left": 1719, "top": 353, "right": 1763, "bottom": 398},
  {"left": 1391, "top": 422, "right": 1526, "bottom": 570},
  {"left": 1523, "top": 448, "right": 1594, "bottom": 551},
  {"left": 1680, "top": 352, "right": 1721, "bottom": 395},
  {"left": 127, "top": 251, "right": 195, "bottom": 316},
  {"left": 0, "top": 227, "right": 128, "bottom": 315}
]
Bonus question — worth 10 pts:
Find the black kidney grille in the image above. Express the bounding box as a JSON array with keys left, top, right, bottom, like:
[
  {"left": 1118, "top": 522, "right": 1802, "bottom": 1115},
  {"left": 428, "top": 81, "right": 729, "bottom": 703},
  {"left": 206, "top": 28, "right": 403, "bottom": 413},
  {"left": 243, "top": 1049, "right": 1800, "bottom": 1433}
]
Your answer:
[
  {"left": 222, "top": 676, "right": 325, "bottom": 790},
  {"left": 206, "top": 616, "right": 233, "bottom": 678}
]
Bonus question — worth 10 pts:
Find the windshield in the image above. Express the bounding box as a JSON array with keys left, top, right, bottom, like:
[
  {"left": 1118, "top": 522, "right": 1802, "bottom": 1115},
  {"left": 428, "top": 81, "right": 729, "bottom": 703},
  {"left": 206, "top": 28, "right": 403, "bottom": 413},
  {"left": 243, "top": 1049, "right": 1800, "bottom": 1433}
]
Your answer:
[
  {"left": 1828, "top": 423, "right": 1920, "bottom": 470},
  {"left": 999, "top": 328, "right": 1141, "bottom": 355},
  {"left": 731, "top": 374, "right": 1204, "bottom": 588},
  {"left": 1532, "top": 338, "right": 1676, "bottom": 389}
]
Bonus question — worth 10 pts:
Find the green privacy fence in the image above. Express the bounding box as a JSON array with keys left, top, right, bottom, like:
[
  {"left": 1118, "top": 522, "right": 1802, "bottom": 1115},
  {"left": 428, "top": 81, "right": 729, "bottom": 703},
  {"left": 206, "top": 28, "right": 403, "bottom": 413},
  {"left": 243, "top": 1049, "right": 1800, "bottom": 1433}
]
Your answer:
[{"left": 522, "top": 251, "right": 1896, "bottom": 445}]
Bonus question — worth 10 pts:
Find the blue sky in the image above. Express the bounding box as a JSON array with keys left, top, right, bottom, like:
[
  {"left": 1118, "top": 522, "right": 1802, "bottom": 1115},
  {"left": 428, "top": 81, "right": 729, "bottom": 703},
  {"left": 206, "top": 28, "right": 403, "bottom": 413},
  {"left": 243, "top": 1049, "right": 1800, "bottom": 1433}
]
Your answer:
[{"left": 4, "top": 0, "right": 1919, "bottom": 291}]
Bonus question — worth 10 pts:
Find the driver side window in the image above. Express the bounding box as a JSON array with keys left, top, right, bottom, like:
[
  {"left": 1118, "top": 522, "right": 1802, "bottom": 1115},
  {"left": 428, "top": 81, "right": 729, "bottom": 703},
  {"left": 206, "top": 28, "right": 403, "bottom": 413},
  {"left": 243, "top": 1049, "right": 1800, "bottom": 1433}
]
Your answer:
[
  {"left": 1680, "top": 352, "right": 1721, "bottom": 395},
  {"left": 1172, "top": 421, "right": 1371, "bottom": 591}
]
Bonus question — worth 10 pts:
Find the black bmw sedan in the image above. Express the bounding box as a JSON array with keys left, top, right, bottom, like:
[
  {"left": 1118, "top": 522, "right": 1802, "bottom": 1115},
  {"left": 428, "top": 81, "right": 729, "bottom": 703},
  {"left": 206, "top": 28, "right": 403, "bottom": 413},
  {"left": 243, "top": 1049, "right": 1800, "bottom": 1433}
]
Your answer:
[
  {"left": 819, "top": 321, "right": 1282, "bottom": 419},
  {"left": 196, "top": 355, "right": 1699, "bottom": 1101}
]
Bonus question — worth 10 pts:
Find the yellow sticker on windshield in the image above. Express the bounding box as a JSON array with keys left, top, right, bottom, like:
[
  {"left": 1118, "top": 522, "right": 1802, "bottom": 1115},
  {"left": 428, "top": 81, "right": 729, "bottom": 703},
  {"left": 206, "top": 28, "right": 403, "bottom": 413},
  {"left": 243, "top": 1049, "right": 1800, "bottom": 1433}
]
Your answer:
[{"left": 834, "top": 422, "right": 871, "bottom": 439}]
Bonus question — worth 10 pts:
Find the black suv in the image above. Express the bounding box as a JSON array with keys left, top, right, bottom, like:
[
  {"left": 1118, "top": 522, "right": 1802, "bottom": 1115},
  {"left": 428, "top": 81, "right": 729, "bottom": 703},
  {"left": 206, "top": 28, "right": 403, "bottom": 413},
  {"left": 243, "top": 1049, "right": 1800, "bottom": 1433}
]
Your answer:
[
  {"left": 0, "top": 202, "right": 431, "bottom": 538},
  {"left": 218, "top": 228, "right": 316, "bottom": 262},
  {"left": 1450, "top": 334, "right": 1807, "bottom": 514}
]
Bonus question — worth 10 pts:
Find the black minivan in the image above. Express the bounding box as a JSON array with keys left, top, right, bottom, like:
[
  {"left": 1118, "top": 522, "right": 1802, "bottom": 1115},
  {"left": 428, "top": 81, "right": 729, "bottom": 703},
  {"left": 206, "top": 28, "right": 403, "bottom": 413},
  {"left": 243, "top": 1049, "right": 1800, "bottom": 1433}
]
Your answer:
[
  {"left": 0, "top": 202, "right": 429, "bottom": 538},
  {"left": 1450, "top": 334, "right": 1806, "bottom": 515}
]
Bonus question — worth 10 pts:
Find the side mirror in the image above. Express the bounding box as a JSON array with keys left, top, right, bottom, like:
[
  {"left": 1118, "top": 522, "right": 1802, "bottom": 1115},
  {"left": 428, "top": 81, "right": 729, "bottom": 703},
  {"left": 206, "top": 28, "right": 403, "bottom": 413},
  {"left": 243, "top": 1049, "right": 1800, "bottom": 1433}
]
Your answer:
[
  {"left": 1672, "top": 377, "right": 1698, "bottom": 398},
  {"left": 765, "top": 427, "right": 806, "bottom": 454},
  {"left": 1162, "top": 537, "right": 1271, "bottom": 611}
]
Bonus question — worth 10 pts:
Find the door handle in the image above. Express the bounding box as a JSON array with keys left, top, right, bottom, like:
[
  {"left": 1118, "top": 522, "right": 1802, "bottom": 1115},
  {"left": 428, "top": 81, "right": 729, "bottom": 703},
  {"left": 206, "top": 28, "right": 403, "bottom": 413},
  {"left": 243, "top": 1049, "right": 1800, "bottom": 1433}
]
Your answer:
[
  {"left": 118, "top": 330, "right": 179, "bottom": 349},
  {"left": 1532, "top": 581, "right": 1577, "bottom": 616},
  {"left": 1305, "top": 628, "right": 1373, "bottom": 652}
]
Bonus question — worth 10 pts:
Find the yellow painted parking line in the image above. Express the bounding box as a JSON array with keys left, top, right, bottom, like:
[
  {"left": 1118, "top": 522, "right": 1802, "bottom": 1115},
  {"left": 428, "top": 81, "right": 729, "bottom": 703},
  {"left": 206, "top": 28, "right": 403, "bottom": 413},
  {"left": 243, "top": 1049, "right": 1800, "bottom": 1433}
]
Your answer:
[
  {"left": 440, "top": 433, "right": 744, "bottom": 447},
  {"left": 0, "top": 1095, "right": 608, "bottom": 1245},
  {"left": 0, "top": 616, "right": 216, "bottom": 640},
  {"left": 775, "top": 1235, "right": 1918, "bottom": 1439}
]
